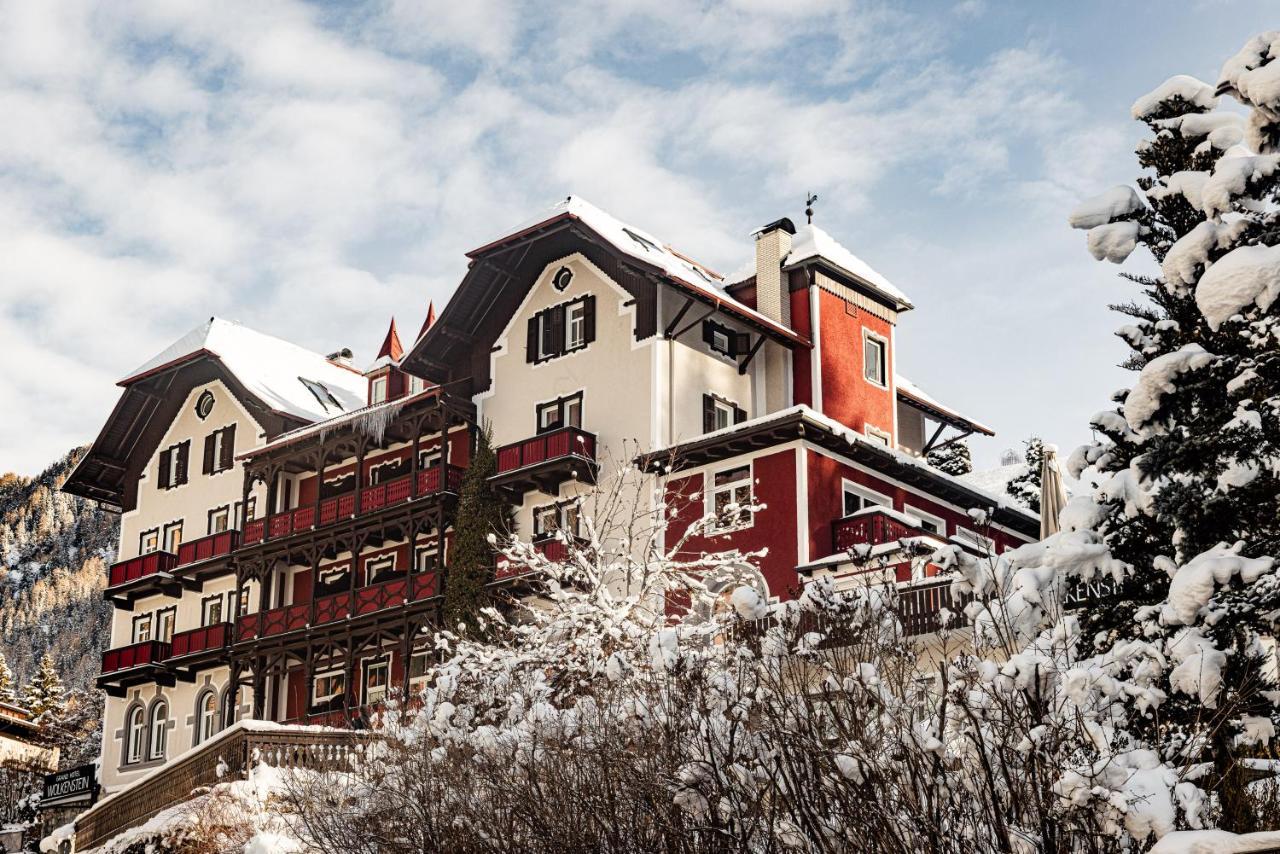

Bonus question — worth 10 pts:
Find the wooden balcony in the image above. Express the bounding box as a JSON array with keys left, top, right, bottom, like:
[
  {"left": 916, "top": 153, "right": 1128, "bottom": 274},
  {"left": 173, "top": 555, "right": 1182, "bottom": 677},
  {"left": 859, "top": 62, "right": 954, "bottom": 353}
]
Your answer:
[
  {"left": 494, "top": 536, "right": 584, "bottom": 581},
  {"left": 235, "top": 573, "right": 441, "bottom": 643},
  {"left": 105, "top": 552, "right": 181, "bottom": 607},
  {"left": 98, "top": 640, "right": 174, "bottom": 695},
  {"left": 896, "top": 578, "right": 973, "bottom": 636},
  {"left": 166, "top": 623, "right": 232, "bottom": 675},
  {"left": 832, "top": 508, "right": 932, "bottom": 552},
  {"left": 72, "top": 722, "right": 364, "bottom": 852},
  {"left": 241, "top": 465, "right": 464, "bottom": 547},
  {"left": 491, "top": 426, "right": 598, "bottom": 499},
  {"left": 176, "top": 530, "right": 240, "bottom": 567}
]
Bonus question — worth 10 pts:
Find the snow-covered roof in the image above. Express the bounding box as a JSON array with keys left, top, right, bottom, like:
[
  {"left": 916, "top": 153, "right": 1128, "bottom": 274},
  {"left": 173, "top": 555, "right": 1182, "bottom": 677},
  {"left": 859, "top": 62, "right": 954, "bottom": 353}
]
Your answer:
[
  {"left": 244, "top": 386, "right": 441, "bottom": 458},
  {"left": 469, "top": 196, "right": 806, "bottom": 344},
  {"left": 783, "top": 224, "right": 914, "bottom": 310},
  {"left": 120, "top": 318, "right": 367, "bottom": 423},
  {"left": 651, "top": 403, "right": 1036, "bottom": 524},
  {"left": 895, "top": 374, "right": 994, "bottom": 436}
]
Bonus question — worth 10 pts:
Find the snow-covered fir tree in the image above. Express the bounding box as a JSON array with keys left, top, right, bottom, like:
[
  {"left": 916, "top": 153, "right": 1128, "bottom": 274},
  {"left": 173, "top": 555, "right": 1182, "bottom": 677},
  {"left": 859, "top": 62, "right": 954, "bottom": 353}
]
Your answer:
[
  {"left": 1006, "top": 436, "right": 1045, "bottom": 512},
  {"left": 927, "top": 439, "right": 973, "bottom": 475},
  {"left": 1068, "top": 32, "right": 1280, "bottom": 831},
  {"left": 23, "top": 652, "right": 66, "bottom": 720}
]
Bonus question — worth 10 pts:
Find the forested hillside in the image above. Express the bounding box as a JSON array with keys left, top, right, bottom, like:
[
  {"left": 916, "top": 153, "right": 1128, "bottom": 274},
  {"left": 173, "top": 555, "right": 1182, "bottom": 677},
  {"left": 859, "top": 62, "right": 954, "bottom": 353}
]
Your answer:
[{"left": 0, "top": 449, "right": 117, "bottom": 690}]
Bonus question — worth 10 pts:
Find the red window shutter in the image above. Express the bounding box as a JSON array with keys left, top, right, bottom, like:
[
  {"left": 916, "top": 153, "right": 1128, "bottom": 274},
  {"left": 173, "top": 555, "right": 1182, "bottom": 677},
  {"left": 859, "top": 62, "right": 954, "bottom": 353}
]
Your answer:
[
  {"left": 220, "top": 425, "right": 236, "bottom": 471},
  {"left": 583, "top": 295, "right": 596, "bottom": 344},
  {"left": 158, "top": 449, "right": 171, "bottom": 490},
  {"left": 202, "top": 434, "right": 215, "bottom": 475}
]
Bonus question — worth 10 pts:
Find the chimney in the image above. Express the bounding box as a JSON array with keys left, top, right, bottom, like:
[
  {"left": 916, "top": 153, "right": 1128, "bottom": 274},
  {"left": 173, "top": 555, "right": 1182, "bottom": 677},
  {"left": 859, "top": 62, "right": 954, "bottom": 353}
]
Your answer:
[
  {"left": 753, "top": 217, "right": 795, "bottom": 326},
  {"left": 326, "top": 347, "right": 354, "bottom": 367}
]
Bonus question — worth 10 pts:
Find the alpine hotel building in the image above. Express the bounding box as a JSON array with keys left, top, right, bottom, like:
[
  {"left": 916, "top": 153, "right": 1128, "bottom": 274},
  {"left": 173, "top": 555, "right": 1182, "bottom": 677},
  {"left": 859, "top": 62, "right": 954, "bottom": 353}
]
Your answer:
[{"left": 64, "top": 197, "right": 1038, "bottom": 795}]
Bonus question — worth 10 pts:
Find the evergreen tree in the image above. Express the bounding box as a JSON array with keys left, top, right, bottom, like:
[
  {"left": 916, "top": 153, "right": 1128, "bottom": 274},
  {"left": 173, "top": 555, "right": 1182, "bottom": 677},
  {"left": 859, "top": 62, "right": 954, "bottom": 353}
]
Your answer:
[
  {"left": 1005, "top": 437, "right": 1044, "bottom": 513},
  {"left": 0, "top": 653, "right": 15, "bottom": 706},
  {"left": 1069, "top": 41, "right": 1280, "bottom": 830},
  {"left": 22, "top": 653, "right": 65, "bottom": 720},
  {"left": 926, "top": 441, "right": 972, "bottom": 476},
  {"left": 443, "top": 426, "right": 514, "bottom": 632}
]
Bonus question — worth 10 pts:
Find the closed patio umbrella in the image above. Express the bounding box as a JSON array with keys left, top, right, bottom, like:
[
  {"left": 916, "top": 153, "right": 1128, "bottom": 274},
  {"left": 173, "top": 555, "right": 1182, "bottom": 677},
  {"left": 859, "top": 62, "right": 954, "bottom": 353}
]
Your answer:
[{"left": 1040, "top": 443, "right": 1069, "bottom": 539}]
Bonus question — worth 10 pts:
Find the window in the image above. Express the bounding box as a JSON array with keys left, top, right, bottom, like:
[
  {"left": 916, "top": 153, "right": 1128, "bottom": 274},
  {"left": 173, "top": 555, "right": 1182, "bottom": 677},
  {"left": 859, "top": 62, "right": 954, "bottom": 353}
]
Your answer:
[
  {"left": 532, "top": 501, "right": 580, "bottom": 539},
  {"left": 237, "top": 587, "right": 251, "bottom": 618},
  {"left": 148, "top": 702, "right": 168, "bottom": 761},
  {"left": 702, "top": 320, "right": 748, "bottom": 358},
  {"left": 863, "top": 332, "right": 887, "bottom": 386},
  {"left": 196, "top": 691, "right": 218, "bottom": 745},
  {"left": 418, "top": 449, "right": 441, "bottom": 470},
  {"left": 203, "top": 425, "right": 236, "bottom": 475},
  {"left": 235, "top": 498, "right": 257, "bottom": 529},
  {"left": 370, "top": 375, "right": 388, "bottom": 404},
  {"left": 408, "top": 651, "right": 431, "bottom": 693},
  {"left": 126, "top": 706, "right": 145, "bottom": 764},
  {"left": 567, "top": 300, "right": 588, "bottom": 350},
  {"left": 552, "top": 266, "right": 573, "bottom": 291},
  {"left": 710, "top": 466, "right": 753, "bottom": 531},
  {"left": 842, "top": 481, "right": 891, "bottom": 517},
  {"left": 365, "top": 554, "right": 396, "bottom": 585},
  {"left": 408, "top": 375, "right": 428, "bottom": 395},
  {"left": 139, "top": 528, "right": 159, "bottom": 554},
  {"left": 536, "top": 392, "right": 583, "bottom": 434},
  {"left": 526, "top": 296, "right": 596, "bottom": 363},
  {"left": 864, "top": 425, "right": 892, "bottom": 447},
  {"left": 301, "top": 378, "right": 345, "bottom": 413},
  {"left": 313, "top": 671, "right": 345, "bottom": 705},
  {"left": 156, "top": 607, "right": 176, "bottom": 643},
  {"left": 415, "top": 542, "right": 442, "bottom": 573},
  {"left": 132, "top": 614, "right": 153, "bottom": 644},
  {"left": 195, "top": 391, "right": 215, "bottom": 420},
  {"left": 905, "top": 505, "right": 945, "bottom": 536},
  {"left": 364, "top": 658, "right": 390, "bottom": 705},
  {"left": 157, "top": 440, "right": 191, "bottom": 489},
  {"left": 208, "top": 506, "right": 231, "bottom": 535},
  {"left": 702, "top": 394, "right": 746, "bottom": 434},
  {"left": 163, "top": 521, "right": 183, "bottom": 554},
  {"left": 316, "top": 565, "right": 350, "bottom": 597},
  {"left": 202, "top": 594, "right": 225, "bottom": 627},
  {"left": 368, "top": 457, "right": 408, "bottom": 486}
]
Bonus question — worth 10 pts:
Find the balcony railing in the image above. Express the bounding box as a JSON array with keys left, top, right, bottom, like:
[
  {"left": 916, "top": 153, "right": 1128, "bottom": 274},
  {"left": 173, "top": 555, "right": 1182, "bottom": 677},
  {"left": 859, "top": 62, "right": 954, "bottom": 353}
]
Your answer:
[
  {"left": 236, "top": 573, "right": 440, "bottom": 642},
  {"left": 241, "top": 465, "right": 465, "bottom": 546},
  {"left": 101, "top": 640, "right": 172, "bottom": 675},
  {"left": 176, "top": 530, "right": 240, "bottom": 566},
  {"left": 832, "top": 508, "right": 926, "bottom": 552},
  {"left": 168, "top": 623, "right": 231, "bottom": 659},
  {"left": 107, "top": 551, "right": 178, "bottom": 588},
  {"left": 897, "top": 578, "right": 972, "bottom": 636},
  {"left": 495, "top": 426, "right": 596, "bottom": 475}
]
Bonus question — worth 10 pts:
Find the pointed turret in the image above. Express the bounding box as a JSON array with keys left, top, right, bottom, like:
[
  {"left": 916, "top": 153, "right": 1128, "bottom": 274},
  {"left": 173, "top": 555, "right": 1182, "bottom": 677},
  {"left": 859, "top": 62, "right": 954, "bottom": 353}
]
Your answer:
[
  {"left": 376, "top": 317, "right": 405, "bottom": 363},
  {"left": 417, "top": 302, "right": 436, "bottom": 342}
]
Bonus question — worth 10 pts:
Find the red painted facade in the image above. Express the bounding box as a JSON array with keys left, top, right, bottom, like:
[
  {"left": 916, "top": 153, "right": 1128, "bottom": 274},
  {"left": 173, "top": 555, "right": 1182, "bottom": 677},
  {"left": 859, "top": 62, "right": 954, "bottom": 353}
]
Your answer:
[{"left": 815, "top": 288, "right": 895, "bottom": 441}]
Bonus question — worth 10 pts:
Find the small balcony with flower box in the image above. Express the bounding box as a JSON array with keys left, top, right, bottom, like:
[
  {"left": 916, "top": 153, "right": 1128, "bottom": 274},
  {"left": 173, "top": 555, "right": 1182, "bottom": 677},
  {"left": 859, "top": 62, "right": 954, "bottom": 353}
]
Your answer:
[
  {"left": 490, "top": 426, "right": 598, "bottom": 501},
  {"left": 97, "top": 639, "right": 174, "bottom": 696}
]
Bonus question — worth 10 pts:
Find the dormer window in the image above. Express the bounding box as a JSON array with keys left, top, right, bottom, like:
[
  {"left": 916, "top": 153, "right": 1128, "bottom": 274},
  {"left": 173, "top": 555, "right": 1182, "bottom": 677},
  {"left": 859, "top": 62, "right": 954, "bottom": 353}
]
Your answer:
[{"left": 370, "top": 376, "right": 388, "bottom": 404}]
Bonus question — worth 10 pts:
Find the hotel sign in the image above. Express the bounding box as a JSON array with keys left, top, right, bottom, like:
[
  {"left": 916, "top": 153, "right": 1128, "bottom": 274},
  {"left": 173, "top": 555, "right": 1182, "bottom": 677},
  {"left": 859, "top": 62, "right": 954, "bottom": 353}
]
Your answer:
[{"left": 41, "top": 764, "right": 98, "bottom": 808}]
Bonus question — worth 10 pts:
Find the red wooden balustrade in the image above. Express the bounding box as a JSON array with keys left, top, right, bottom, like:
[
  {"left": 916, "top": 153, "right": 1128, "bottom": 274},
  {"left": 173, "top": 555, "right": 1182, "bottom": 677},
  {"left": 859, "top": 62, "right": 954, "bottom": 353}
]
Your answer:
[
  {"left": 168, "top": 623, "right": 231, "bottom": 658},
  {"left": 107, "top": 551, "right": 178, "bottom": 588},
  {"left": 101, "top": 640, "right": 171, "bottom": 674},
  {"left": 495, "top": 426, "right": 596, "bottom": 474},
  {"left": 236, "top": 572, "right": 441, "bottom": 641},
  {"left": 242, "top": 465, "right": 464, "bottom": 546},
  {"left": 832, "top": 509, "right": 920, "bottom": 553},
  {"left": 176, "top": 530, "right": 240, "bottom": 566}
]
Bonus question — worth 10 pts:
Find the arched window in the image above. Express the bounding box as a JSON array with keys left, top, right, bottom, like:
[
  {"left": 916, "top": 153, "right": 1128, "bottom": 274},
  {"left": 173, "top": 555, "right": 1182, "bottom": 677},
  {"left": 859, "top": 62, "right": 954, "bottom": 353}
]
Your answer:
[
  {"left": 195, "top": 690, "right": 219, "bottom": 745},
  {"left": 148, "top": 701, "right": 168, "bottom": 761},
  {"left": 126, "top": 705, "right": 145, "bottom": 764}
]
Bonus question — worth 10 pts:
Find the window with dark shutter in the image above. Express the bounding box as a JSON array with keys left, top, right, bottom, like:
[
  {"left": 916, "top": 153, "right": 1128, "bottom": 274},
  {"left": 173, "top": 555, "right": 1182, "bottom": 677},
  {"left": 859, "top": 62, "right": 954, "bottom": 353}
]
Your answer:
[
  {"left": 702, "top": 395, "right": 716, "bottom": 433},
  {"left": 202, "top": 434, "right": 216, "bottom": 475},
  {"left": 734, "top": 405, "right": 748, "bottom": 424},
  {"left": 158, "top": 448, "right": 171, "bottom": 489},
  {"left": 526, "top": 317, "right": 539, "bottom": 363},
  {"left": 704, "top": 320, "right": 739, "bottom": 358},
  {"left": 582, "top": 295, "right": 596, "bottom": 345},
  {"left": 219, "top": 425, "right": 236, "bottom": 472},
  {"left": 703, "top": 394, "right": 739, "bottom": 433}
]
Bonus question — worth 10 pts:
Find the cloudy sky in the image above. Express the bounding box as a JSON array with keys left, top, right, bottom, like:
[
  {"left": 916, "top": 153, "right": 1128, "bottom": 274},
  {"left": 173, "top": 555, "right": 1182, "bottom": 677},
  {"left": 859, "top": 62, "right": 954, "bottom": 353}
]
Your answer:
[{"left": 1, "top": 1, "right": 1275, "bottom": 476}]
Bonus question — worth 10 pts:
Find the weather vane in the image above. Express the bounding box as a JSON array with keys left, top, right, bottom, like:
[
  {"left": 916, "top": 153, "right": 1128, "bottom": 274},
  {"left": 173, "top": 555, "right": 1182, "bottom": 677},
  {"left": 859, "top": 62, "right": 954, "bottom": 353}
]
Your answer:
[{"left": 805, "top": 192, "right": 818, "bottom": 224}]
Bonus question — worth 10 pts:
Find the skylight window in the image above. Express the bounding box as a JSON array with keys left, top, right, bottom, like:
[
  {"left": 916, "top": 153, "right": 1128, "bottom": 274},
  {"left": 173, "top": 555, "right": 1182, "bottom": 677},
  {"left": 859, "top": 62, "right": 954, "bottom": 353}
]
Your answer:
[
  {"left": 299, "top": 378, "right": 345, "bottom": 413},
  {"left": 622, "top": 228, "right": 660, "bottom": 253}
]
